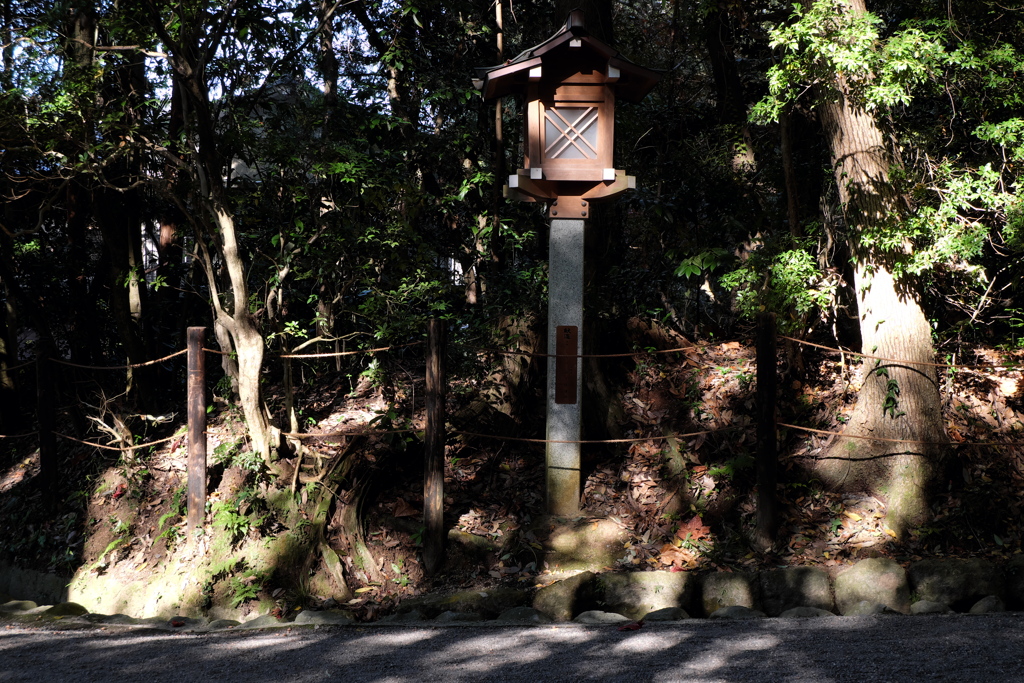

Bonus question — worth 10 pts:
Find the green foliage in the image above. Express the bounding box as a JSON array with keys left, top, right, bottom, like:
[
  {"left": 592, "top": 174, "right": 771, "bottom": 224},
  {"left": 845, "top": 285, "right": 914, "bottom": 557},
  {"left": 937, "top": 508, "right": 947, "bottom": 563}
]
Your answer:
[
  {"left": 212, "top": 440, "right": 263, "bottom": 474},
  {"left": 864, "top": 163, "right": 1016, "bottom": 278},
  {"left": 228, "top": 569, "right": 266, "bottom": 608},
  {"left": 213, "top": 500, "right": 253, "bottom": 546},
  {"left": 753, "top": 1, "right": 948, "bottom": 121},
  {"left": 89, "top": 516, "right": 132, "bottom": 572},
  {"left": 875, "top": 365, "right": 906, "bottom": 419},
  {"left": 155, "top": 486, "right": 188, "bottom": 549},
  {"left": 674, "top": 248, "right": 731, "bottom": 279},
  {"left": 975, "top": 118, "right": 1024, "bottom": 163},
  {"left": 720, "top": 238, "right": 835, "bottom": 332}
]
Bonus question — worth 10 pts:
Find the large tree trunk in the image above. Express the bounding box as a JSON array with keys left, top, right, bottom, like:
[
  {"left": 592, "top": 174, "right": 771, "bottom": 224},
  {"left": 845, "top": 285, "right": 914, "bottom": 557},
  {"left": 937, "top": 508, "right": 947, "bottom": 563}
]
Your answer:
[{"left": 813, "top": 0, "right": 947, "bottom": 536}]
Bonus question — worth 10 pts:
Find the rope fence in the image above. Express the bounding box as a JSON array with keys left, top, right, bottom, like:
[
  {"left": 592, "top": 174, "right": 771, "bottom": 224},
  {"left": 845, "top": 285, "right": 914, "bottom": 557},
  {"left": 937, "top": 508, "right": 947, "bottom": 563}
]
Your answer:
[
  {"left": 2, "top": 359, "right": 35, "bottom": 372},
  {"left": 51, "top": 349, "right": 188, "bottom": 371},
  {"left": 452, "top": 342, "right": 701, "bottom": 359},
  {"left": 9, "top": 320, "right": 1024, "bottom": 544},
  {"left": 53, "top": 431, "right": 183, "bottom": 452},
  {"left": 780, "top": 335, "right": 1023, "bottom": 371},
  {"left": 280, "top": 341, "right": 423, "bottom": 359},
  {"left": 280, "top": 428, "right": 416, "bottom": 439},
  {"left": 11, "top": 334, "right": 1020, "bottom": 376},
  {"left": 451, "top": 427, "right": 734, "bottom": 445}
]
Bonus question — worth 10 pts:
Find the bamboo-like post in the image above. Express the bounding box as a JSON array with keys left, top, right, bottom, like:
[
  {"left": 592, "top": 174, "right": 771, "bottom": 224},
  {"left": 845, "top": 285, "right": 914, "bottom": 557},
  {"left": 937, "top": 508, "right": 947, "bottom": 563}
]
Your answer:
[
  {"left": 754, "top": 312, "right": 779, "bottom": 547},
  {"left": 35, "top": 351, "right": 56, "bottom": 495},
  {"left": 423, "top": 319, "right": 447, "bottom": 575},
  {"left": 187, "top": 327, "right": 208, "bottom": 529}
]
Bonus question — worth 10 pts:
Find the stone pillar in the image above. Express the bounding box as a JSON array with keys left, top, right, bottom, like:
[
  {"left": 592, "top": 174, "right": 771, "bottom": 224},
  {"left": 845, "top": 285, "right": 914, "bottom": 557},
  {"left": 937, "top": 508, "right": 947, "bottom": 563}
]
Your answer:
[{"left": 546, "top": 218, "right": 584, "bottom": 516}]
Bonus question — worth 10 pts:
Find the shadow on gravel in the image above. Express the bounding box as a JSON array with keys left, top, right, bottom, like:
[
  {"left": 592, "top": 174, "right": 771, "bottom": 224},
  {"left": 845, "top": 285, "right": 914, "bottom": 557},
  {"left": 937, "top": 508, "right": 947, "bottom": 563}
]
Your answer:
[{"left": 3, "top": 614, "right": 1024, "bottom": 682}]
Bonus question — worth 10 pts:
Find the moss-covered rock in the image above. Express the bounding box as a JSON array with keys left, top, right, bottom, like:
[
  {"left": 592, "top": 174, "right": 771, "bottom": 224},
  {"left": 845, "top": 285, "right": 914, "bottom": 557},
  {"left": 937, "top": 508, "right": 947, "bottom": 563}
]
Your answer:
[
  {"left": 596, "top": 571, "right": 696, "bottom": 621},
  {"left": 834, "top": 558, "right": 909, "bottom": 614},
  {"left": 533, "top": 571, "right": 596, "bottom": 622},
  {"left": 700, "top": 572, "right": 761, "bottom": 617}
]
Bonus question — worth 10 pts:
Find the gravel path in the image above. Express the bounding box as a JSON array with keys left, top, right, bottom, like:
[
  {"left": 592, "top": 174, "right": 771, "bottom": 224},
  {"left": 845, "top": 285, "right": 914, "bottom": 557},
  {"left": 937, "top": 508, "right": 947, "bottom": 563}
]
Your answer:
[{"left": 3, "top": 613, "right": 1024, "bottom": 682}]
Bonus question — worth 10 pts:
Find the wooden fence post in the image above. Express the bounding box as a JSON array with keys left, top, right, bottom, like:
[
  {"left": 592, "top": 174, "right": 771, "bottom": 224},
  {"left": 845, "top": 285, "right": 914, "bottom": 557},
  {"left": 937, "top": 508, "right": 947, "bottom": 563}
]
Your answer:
[
  {"left": 35, "top": 351, "right": 56, "bottom": 497},
  {"left": 187, "top": 327, "right": 208, "bottom": 530},
  {"left": 423, "top": 319, "right": 447, "bottom": 575},
  {"left": 754, "top": 312, "right": 779, "bottom": 548}
]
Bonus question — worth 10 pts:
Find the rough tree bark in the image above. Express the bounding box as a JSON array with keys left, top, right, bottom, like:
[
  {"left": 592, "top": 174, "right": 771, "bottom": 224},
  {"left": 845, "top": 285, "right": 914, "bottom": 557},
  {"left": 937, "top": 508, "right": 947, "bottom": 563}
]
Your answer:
[
  {"left": 812, "top": 0, "right": 947, "bottom": 537},
  {"left": 148, "top": 0, "right": 280, "bottom": 464}
]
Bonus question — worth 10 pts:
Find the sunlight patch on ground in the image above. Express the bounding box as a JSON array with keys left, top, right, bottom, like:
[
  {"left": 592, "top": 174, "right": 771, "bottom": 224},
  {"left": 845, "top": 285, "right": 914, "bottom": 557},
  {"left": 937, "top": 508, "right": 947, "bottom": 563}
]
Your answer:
[
  {"left": 674, "top": 633, "right": 779, "bottom": 677},
  {"left": 0, "top": 451, "right": 38, "bottom": 494},
  {"left": 607, "top": 631, "right": 693, "bottom": 653},
  {"left": 418, "top": 628, "right": 596, "bottom": 673}
]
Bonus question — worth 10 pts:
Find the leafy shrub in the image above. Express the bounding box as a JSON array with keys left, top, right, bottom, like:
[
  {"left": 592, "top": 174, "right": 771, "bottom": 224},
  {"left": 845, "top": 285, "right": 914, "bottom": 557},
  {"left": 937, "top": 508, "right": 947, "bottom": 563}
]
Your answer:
[{"left": 720, "top": 238, "right": 835, "bottom": 332}]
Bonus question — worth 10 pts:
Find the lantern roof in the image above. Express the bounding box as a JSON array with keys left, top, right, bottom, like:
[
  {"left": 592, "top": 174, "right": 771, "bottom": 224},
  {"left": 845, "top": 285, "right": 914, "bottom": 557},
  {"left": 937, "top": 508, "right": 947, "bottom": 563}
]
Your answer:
[{"left": 473, "top": 9, "right": 661, "bottom": 104}]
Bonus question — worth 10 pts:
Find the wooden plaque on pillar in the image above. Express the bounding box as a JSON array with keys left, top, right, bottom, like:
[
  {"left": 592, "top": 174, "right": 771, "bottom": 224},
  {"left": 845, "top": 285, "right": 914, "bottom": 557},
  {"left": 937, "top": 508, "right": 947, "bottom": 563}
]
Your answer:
[{"left": 555, "top": 325, "right": 578, "bottom": 404}]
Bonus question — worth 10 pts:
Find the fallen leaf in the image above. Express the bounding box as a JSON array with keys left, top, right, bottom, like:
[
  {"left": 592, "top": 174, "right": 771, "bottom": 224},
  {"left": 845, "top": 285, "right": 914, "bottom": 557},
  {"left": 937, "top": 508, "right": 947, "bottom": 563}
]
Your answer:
[
  {"left": 392, "top": 498, "right": 418, "bottom": 518},
  {"left": 843, "top": 511, "right": 863, "bottom": 522},
  {"left": 676, "top": 516, "right": 712, "bottom": 542},
  {"left": 659, "top": 543, "right": 697, "bottom": 569},
  {"left": 618, "top": 619, "right": 645, "bottom": 631}
]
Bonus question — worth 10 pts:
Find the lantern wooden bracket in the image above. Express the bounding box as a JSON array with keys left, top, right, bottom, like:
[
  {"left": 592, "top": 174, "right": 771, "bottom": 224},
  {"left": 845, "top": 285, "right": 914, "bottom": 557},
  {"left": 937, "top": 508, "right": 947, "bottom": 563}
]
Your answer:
[
  {"left": 550, "top": 196, "right": 587, "bottom": 219},
  {"left": 505, "top": 169, "right": 636, "bottom": 210}
]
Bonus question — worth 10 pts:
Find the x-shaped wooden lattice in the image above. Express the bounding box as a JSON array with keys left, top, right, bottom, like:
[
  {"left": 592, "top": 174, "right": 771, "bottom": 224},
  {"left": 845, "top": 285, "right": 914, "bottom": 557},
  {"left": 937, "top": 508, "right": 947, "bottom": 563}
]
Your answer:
[{"left": 545, "top": 107, "right": 598, "bottom": 159}]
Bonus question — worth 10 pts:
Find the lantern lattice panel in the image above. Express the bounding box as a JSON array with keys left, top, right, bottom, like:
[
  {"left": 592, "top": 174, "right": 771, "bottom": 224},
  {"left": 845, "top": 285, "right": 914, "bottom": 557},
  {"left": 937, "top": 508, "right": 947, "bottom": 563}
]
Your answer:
[{"left": 544, "top": 107, "right": 599, "bottom": 161}]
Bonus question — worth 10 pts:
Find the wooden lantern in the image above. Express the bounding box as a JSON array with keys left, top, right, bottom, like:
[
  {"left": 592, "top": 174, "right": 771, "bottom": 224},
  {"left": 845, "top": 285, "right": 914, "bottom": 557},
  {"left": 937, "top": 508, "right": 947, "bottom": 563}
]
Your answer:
[{"left": 474, "top": 10, "right": 660, "bottom": 218}]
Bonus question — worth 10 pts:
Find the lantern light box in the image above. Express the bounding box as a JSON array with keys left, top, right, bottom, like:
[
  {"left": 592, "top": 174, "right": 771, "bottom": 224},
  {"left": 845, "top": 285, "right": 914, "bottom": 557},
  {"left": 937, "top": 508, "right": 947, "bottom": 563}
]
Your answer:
[{"left": 474, "top": 10, "right": 660, "bottom": 218}]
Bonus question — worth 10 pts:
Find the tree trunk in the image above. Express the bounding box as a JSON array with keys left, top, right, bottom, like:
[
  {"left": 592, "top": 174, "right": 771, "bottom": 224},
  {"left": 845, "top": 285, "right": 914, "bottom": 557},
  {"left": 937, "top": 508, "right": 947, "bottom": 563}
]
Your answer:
[
  {"left": 813, "top": 0, "right": 947, "bottom": 536},
  {"left": 211, "top": 206, "right": 280, "bottom": 464},
  {"left": 779, "top": 108, "right": 802, "bottom": 237},
  {"left": 0, "top": 277, "right": 16, "bottom": 432},
  {"left": 153, "top": 3, "right": 280, "bottom": 466},
  {"left": 704, "top": 7, "right": 756, "bottom": 171},
  {"left": 64, "top": 4, "right": 100, "bottom": 365},
  {"left": 318, "top": 0, "right": 339, "bottom": 108}
]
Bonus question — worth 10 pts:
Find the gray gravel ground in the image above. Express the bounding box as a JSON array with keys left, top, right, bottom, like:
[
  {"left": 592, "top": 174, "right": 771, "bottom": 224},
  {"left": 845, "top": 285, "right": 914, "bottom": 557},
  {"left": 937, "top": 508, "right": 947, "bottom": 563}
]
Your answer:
[{"left": 2, "top": 613, "right": 1024, "bottom": 682}]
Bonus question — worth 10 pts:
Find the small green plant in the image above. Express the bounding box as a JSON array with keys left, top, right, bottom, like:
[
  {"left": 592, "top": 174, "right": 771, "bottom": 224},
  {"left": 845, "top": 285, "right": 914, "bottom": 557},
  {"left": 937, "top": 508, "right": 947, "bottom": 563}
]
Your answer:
[
  {"left": 706, "top": 454, "right": 754, "bottom": 480},
  {"left": 155, "top": 486, "right": 187, "bottom": 548},
  {"left": 214, "top": 374, "right": 235, "bottom": 399},
  {"left": 213, "top": 501, "right": 252, "bottom": 545},
  {"left": 212, "top": 438, "right": 263, "bottom": 474},
  {"left": 370, "top": 404, "right": 415, "bottom": 449},
  {"left": 89, "top": 516, "right": 132, "bottom": 572},
  {"left": 228, "top": 567, "right": 267, "bottom": 607},
  {"left": 110, "top": 516, "right": 130, "bottom": 537},
  {"left": 390, "top": 559, "right": 411, "bottom": 587},
  {"left": 875, "top": 363, "right": 905, "bottom": 418}
]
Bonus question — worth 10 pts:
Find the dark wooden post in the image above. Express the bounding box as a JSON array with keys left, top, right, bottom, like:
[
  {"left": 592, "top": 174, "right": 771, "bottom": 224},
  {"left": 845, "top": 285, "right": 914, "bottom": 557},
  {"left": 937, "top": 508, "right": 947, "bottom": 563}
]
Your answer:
[
  {"left": 35, "top": 352, "right": 56, "bottom": 495},
  {"left": 754, "top": 312, "right": 778, "bottom": 548},
  {"left": 187, "top": 327, "right": 207, "bottom": 529},
  {"left": 423, "top": 319, "right": 447, "bottom": 575}
]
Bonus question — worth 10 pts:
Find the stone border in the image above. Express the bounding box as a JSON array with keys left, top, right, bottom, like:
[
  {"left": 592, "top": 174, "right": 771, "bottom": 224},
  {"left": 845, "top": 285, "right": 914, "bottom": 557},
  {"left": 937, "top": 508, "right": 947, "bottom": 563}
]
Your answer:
[{"left": 3, "top": 556, "right": 1023, "bottom": 629}]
